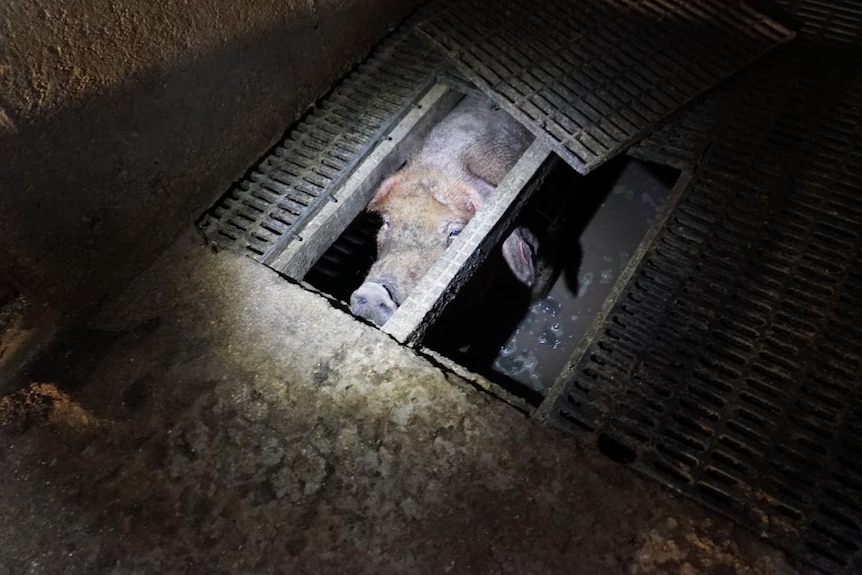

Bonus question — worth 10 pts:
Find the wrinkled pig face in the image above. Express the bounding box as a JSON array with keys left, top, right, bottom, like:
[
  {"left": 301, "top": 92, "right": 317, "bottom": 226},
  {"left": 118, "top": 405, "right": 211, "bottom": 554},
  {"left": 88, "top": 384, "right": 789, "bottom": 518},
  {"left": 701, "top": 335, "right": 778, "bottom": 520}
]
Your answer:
[{"left": 349, "top": 170, "right": 478, "bottom": 326}]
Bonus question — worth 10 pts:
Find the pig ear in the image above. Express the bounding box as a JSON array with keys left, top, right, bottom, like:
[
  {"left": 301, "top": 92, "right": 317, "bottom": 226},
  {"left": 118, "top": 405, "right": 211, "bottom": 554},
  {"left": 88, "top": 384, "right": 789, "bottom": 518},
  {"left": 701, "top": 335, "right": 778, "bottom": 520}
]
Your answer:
[
  {"left": 501, "top": 227, "right": 537, "bottom": 287},
  {"left": 368, "top": 174, "right": 402, "bottom": 211},
  {"left": 454, "top": 181, "right": 492, "bottom": 216}
]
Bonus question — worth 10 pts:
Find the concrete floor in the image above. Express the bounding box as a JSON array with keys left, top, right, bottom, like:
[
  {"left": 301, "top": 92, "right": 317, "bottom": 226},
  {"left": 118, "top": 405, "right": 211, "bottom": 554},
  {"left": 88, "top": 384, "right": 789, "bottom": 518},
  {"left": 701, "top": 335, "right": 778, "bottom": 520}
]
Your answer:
[{"left": 0, "top": 230, "right": 797, "bottom": 574}]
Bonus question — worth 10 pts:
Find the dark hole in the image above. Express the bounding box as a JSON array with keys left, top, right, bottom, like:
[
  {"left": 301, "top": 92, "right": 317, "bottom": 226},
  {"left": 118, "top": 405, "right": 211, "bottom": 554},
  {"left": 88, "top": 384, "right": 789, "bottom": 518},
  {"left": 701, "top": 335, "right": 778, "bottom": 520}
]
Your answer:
[
  {"left": 425, "top": 156, "right": 679, "bottom": 403},
  {"left": 304, "top": 120, "right": 678, "bottom": 405},
  {"left": 597, "top": 433, "right": 637, "bottom": 464},
  {"left": 304, "top": 211, "right": 382, "bottom": 302}
]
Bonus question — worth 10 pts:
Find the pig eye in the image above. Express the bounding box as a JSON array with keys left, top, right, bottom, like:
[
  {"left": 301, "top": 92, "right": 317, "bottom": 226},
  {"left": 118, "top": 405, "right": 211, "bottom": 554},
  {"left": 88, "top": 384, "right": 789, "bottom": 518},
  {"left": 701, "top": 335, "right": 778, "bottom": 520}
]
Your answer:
[
  {"left": 446, "top": 228, "right": 462, "bottom": 245},
  {"left": 380, "top": 215, "right": 391, "bottom": 232}
]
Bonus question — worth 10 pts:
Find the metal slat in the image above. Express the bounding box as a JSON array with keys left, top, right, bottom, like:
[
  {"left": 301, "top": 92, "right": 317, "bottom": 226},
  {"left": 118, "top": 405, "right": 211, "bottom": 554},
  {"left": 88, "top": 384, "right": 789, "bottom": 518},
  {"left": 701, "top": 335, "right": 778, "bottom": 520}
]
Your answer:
[
  {"left": 420, "top": 0, "right": 794, "bottom": 174},
  {"left": 197, "top": 26, "right": 445, "bottom": 260},
  {"left": 543, "top": 43, "right": 862, "bottom": 574}
]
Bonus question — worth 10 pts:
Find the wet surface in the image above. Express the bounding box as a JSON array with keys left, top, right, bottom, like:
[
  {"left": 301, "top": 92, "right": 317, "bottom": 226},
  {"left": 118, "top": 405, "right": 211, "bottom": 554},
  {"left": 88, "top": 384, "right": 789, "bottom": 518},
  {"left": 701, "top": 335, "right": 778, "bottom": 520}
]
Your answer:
[
  {"left": 494, "top": 158, "right": 677, "bottom": 395},
  {"left": 427, "top": 156, "right": 678, "bottom": 401}
]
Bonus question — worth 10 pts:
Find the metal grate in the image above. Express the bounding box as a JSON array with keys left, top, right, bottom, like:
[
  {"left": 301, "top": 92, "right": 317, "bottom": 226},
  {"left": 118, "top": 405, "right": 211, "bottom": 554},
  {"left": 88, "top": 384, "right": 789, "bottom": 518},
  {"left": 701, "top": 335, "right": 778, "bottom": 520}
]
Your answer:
[
  {"left": 197, "top": 27, "right": 444, "bottom": 262},
  {"left": 631, "top": 0, "right": 862, "bottom": 171},
  {"left": 420, "top": 0, "right": 794, "bottom": 174},
  {"left": 546, "top": 42, "right": 862, "bottom": 575},
  {"left": 627, "top": 79, "right": 746, "bottom": 170},
  {"left": 632, "top": 0, "right": 862, "bottom": 170},
  {"left": 775, "top": 0, "right": 862, "bottom": 44}
]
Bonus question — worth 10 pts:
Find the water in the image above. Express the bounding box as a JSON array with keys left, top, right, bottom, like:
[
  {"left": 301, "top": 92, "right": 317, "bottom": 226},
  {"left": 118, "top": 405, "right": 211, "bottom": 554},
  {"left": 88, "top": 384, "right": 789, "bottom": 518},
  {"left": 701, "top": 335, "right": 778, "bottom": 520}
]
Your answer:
[{"left": 489, "top": 158, "right": 675, "bottom": 396}]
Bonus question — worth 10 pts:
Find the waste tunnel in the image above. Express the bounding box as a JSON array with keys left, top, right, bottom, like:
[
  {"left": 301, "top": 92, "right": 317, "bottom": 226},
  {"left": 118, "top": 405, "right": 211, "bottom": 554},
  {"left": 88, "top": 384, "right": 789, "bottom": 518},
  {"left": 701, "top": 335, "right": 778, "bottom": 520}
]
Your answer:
[
  {"left": 197, "top": 2, "right": 862, "bottom": 572},
  {"left": 2, "top": 0, "right": 860, "bottom": 573},
  {"left": 303, "top": 127, "right": 681, "bottom": 406}
]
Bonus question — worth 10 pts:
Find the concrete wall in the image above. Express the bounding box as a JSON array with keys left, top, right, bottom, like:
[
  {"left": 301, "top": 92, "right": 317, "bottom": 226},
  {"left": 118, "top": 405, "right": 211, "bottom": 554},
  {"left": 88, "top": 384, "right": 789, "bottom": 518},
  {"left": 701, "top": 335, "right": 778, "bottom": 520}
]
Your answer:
[{"left": 0, "top": 0, "right": 420, "bottom": 326}]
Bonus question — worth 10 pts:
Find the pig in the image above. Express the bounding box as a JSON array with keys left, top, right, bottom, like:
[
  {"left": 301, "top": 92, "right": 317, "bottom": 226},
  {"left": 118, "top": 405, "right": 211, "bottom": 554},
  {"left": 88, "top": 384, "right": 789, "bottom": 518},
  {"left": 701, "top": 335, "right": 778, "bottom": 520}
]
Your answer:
[{"left": 349, "top": 94, "right": 537, "bottom": 327}]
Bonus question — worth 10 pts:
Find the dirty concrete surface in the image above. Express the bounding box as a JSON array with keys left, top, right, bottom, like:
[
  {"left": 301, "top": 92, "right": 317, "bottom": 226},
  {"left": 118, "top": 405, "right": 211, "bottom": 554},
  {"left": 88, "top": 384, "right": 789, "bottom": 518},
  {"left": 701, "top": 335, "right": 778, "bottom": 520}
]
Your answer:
[
  {"left": 0, "top": 231, "right": 796, "bottom": 574},
  {"left": 0, "top": 0, "right": 419, "bottom": 364}
]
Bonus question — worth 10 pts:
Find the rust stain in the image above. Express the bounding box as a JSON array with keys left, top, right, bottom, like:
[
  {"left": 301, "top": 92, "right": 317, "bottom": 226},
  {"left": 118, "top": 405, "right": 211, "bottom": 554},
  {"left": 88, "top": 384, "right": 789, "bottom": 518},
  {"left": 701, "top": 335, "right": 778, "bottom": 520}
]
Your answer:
[{"left": 0, "top": 382, "right": 99, "bottom": 433}]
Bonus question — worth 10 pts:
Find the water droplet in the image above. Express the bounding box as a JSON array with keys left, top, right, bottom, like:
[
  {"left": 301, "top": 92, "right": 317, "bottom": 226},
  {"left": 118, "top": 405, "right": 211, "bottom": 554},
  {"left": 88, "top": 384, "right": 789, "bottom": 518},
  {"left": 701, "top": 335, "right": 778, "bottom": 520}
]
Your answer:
[
  {"left": 499, "top": 338, "right": 518, "bottom": 356},
  {"left": 538, "top": 329, "right": 562, "bottom": 350},
  {"left": 613, "top": 185, "right": 636, "bottom": 201},
  {"left": 495, "top": 351, "right": 533, "bottom": 378},
  {"left": 578, "top": 272, "right": 594, "bottom": 296},
  {"left": 540, "top": 297, "right": 561, "bottom": 317}
]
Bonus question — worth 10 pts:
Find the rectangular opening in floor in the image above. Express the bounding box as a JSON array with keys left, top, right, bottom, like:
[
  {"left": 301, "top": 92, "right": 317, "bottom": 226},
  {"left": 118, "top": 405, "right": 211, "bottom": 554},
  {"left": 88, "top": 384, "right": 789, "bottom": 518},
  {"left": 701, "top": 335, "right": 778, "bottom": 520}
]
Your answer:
[
  {"left": 301, "top": 81, "right": 547, "bottom": 343},
  {"left": 422, "top": 156, "right": 680, "bottom": 405},
  {"left": 304, "top": 124, "right": 680, "bottom": 405}
]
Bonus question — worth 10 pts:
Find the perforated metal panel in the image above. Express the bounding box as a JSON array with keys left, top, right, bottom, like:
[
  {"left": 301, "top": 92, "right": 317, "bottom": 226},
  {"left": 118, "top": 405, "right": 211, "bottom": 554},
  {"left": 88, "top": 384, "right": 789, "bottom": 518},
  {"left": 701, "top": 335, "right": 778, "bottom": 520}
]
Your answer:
[
  {"left": 627, "top": 80, "right": 745, "bottom": 170},
  {"left": 546, "top": 42, "right": 862, "bottom": 574},
  {"left": 199, "top": 0, "right": 794, "bottom": 261},
  {"left": 421, "top": 0, "right": 794, "bottom": 174},
  {"left": 632, "top": 0, "right": 862, "bottom": 169},
  {"left": 776, "top": 0, "right": 862, "bottom": 44},
  {"left": 197, "top": 28, "right": 444, "bottom": 262}
]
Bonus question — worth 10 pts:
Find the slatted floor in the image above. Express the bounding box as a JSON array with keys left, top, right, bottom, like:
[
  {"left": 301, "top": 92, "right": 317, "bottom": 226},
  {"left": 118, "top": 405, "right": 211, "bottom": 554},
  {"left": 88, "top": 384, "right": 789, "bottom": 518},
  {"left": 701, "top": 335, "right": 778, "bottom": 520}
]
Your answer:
[
  {"left": 775, "top": 0, "right": 862, "bottom": 45},
  {"left": 198, "top": 1, "right": 862, "bottom": 572},
  {"left": 199, "top": 0, "right": 793, "bottom": 262},
  {"left": 421, "top": 0, "right": 793, "bottom": 173},
  {"left": 546, "top": 41, "right": 862, "bottom": 574},
  {"left": 197, "top": 26, "right": 443, "bottom": 264}
]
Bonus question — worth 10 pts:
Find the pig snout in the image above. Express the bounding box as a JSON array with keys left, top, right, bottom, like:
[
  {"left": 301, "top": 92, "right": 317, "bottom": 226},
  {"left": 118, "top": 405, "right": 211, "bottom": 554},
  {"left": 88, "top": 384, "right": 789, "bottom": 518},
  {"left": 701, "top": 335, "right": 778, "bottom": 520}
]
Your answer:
[{"left": 350, "top": 279, "right": 398, "bottom": 326}]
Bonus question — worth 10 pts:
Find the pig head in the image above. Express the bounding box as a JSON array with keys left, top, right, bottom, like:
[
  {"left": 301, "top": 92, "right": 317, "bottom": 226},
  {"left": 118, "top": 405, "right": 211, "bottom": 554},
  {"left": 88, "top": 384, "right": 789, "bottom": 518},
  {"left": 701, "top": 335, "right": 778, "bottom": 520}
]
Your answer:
[{"left": 349, "top": 166, "right": 537, "bottom": 327}]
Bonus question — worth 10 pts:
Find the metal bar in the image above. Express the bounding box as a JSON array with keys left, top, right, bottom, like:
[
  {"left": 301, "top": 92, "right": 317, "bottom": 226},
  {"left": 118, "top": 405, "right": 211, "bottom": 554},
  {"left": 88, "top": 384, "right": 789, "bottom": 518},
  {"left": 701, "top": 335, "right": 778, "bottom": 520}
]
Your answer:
[
  {"left": 269, "top": 85, "right": 464, "bottom": 279},
  {"left": 382, "top": 139, "right": 555, "bottom": 344}
]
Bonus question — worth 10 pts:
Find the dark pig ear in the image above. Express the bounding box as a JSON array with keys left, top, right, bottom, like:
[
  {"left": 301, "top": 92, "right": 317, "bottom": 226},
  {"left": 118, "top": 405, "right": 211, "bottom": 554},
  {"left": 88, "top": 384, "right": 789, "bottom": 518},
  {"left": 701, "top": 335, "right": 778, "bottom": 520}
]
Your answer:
[
  {"left": 501, "top": 227, "right": 537, "bottom": 287},
  {"left": 368, "top": 174, "right": 403, "bottom": 211}
]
